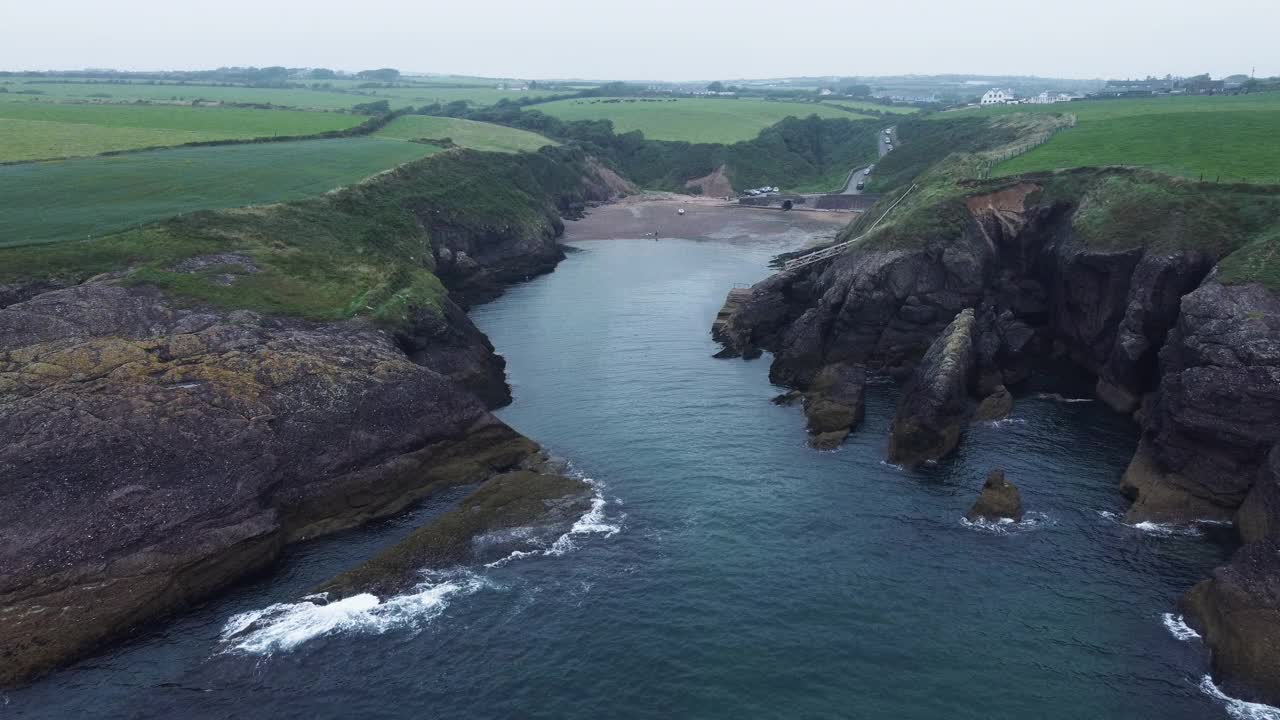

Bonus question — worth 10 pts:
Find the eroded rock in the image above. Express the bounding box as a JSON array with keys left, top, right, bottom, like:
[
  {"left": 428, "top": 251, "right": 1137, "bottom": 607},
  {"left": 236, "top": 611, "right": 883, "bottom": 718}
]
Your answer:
[
  {"left": 966, "top": 469, "right": 1023, "bottom": 522},
  {"left": 974, "top": 385, "right": 1013, "bottom": 422},
  {"left": 888, "top": 309, "right": 977, "bottom": 466},
  {"left": 803, "top": 363, "right": 866, "bottom": 449},
  {"left": 0, "top": 283, "right": 540, "bottom": 686}
]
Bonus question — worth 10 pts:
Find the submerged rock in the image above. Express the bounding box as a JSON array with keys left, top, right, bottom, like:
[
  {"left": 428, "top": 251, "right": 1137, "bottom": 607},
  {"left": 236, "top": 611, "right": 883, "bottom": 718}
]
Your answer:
[
  {"left": 771, "top": 390, "right": 803, "bottom": 406},
  {"left": 974, "top": 385, "right": 1013, "bottom": 422},
  {"left": 966, "top": 469, "right": 1023, "bottom": 522},
  {"left": 803, "top": 363, "right": 866, "bottom": 449},
  {"left": 888, "top": 309, "right": 977, "bottom": 466},
  {"left": 316, "top": 469, "right": 593, "bottom": 600}
]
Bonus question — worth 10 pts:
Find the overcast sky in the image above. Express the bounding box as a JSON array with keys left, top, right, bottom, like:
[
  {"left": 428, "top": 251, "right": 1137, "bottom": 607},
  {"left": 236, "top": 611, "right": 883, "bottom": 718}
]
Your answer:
[{"left": 4, "top": 0, "right": 1275, "bottom": 80}]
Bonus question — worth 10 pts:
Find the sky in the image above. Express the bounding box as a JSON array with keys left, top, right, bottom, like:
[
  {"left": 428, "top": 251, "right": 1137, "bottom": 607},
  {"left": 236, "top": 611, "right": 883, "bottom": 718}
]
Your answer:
[{"left": 3, "top": 0, "right": 1276, "bottom": 80}]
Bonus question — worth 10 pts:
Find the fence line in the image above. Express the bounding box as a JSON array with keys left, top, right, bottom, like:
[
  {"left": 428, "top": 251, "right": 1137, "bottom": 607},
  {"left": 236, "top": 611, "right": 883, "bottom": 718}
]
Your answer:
[
  {"left": 782, "top": 184, "right": 917, "bottom": 272},
  {"left": 975, "top": 114, "right": 1076, "bottom": 179}
]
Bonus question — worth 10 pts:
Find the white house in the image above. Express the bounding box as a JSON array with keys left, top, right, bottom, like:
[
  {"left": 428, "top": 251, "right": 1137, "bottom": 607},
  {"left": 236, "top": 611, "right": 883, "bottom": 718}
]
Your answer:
[{"left": 980, "top": 88, "right": 1014, "bottom": 105}]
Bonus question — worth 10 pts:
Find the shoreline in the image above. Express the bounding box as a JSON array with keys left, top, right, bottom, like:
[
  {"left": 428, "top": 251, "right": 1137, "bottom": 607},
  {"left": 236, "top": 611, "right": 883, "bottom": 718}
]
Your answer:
[{"left": 563, "top": 193, "right": 850, "bottom": 247}]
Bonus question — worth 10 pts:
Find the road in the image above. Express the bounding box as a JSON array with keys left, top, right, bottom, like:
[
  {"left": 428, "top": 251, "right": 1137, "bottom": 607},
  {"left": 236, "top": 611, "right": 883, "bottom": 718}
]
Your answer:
[{"left": 841, "top": 126, "right": 896, "bottom": 195}]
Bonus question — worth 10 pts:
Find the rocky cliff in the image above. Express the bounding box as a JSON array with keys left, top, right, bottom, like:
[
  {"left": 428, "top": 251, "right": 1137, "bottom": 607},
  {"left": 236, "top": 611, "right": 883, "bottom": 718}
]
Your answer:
[
  {"left": 888, "top": 308, "right": 976, "bottom": 466},
  {"left": 0, "top": 148, "right": 628, "bottom": 686},
  {"left": 713, "top": 167, "right": 1280, "bottom": 701}
]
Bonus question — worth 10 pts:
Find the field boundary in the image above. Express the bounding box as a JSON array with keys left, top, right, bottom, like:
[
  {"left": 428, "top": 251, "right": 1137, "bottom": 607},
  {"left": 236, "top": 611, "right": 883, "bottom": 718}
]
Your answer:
[
  {"left": 973, "top": 113, "right": 1076, "bottom": 178},
  {"left": 0, "top": 108, "right": 409, "bottom": 167}
]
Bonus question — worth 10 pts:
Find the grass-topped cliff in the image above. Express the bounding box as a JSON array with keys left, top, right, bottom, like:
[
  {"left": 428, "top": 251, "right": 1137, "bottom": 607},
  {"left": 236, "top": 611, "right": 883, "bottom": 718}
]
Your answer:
[
  {"left": 835, "top": 114, "right": 1280, "bottom": 289},
  {"left": 0, "top": 145, "right": 616, "bottom": 325}
]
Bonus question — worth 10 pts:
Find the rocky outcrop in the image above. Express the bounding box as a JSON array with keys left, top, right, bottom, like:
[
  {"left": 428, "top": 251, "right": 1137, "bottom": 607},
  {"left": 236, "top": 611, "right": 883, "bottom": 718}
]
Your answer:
[
  {"left": 398, "top": 299, "right": 511, "bottom": 408},
  {"left": 1183, "top": 534, "right": 1280, "bottom": 706},
  {"left": 1124, "top": 280, "right": 1280, "bottom": 524},
  {"left": 966, "top": 469, "right": 1023, "bottom": 522},
  {"left": 0, "top": 282, "right": 557, "bottom": 686},
  {"left": 1180, "top": 446, "right": 1280, "bottom": 704},
  {"left": 973, "top": 384, "right": 1013, "bottom": 422},
  {"left": 711, "top": 175, "right": 1235, "bottom": 451},
  {"left": 888, "top": 309, "right": 977, "bottom": 466},
  {"left": 315, "top": 468, "right": 592, "bottom": 600},
  {"left": 803, "top": 363, "right": 866, "bottom": 449},
  {"left": 425, "top": 151, "right": 631, "bottom": 306}
]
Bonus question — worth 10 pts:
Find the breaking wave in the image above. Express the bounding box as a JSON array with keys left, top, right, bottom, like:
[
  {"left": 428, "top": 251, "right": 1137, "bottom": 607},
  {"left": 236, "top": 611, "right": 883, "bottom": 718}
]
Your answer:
[
  {"left": 220, "top": 477, "right": 622, "bottom": 655},
  {"left": 220, "top": 569, "right": 488, "bottom": 655},
  {"left": 1201, "top": 675, "right": 1280, "bottom": 720},
  {"left": 486, "top": 478, "right": 622, "bottom": 567},
  {"left": 960, "top": 511, "right": 1053, "bottom": 534},
  {"left": 983, "top": 417, "right": 1027, "bottom": 428},
  {"left": 1162, "top": 613, "right": 1201, "bottom": 642},
  {"left": 1097, "top": 510, "right": 1231, "bottom": 537}
]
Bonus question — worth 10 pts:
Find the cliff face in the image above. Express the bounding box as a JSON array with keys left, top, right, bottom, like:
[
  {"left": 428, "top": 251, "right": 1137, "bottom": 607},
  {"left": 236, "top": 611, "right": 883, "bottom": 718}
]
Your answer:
[
  {"left": 713, "top": 169, "right": 1280, "bottom": 702},
  {"left": 1125, "top": 281, "right": 1280, "bottom": 522},
  {"left": 0, "top": 151, "right": 629, "bottom": 687},
  {"left": 0, "top": 283, "right": 542, "bottom": 686},
  {"left": 715, "top": 176, "right": 1267, "bottom": 470}
]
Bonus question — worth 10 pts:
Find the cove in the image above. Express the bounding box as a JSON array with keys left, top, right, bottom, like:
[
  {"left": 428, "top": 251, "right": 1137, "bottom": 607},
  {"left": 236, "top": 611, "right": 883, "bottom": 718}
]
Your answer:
[{"left": 1, "top": 217, "right": 1243, "bottom": 719}]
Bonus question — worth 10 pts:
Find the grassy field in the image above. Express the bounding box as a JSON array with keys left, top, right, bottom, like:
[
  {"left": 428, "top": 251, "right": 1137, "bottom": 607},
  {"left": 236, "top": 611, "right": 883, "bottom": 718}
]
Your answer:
[
  {"left": 822, "top": 100, "right": 918, "bottom": 115},
  {"left": 0, "top": 148, "right": 600, "bottom": 326},
  {"left": 0, "top": 137, "right": 437, "bottom": 246},
  {"left": 533, "top": 97, "right": 863, "bottom": 142},
  {"left": 0, "top": 80, "right": 563, "bottom": 110},
  {"left": 0, "top": 103, "right": 363, "bottom": 162},
  {"left": 946, "top": 92, "right": 1280, "bottom": 183},
  {"left": 376, "top": 115, "right": 554, "bottom": 152}
]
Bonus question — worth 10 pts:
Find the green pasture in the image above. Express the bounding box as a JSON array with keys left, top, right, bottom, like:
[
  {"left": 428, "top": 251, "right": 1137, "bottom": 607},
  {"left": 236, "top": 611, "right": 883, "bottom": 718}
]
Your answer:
[
  {"left": 533, "top": 97, "right": 865, "bottom": 142},
  {"left": 376, "top": 115, "right": 554, "bottom": 152},
  {"left": 0, "top": 137, "right": 437, "bottom": 247},
  {"left": 0, "top": 102, "right": 362, "bottom": 162}
]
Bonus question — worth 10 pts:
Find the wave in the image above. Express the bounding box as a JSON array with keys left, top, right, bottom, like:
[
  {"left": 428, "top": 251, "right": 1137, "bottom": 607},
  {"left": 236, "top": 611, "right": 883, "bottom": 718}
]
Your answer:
[
  {"left": 486, "top": 478, "right": 622, "bottom": 567},
  {"left": 1097, "top": 510, "right": 1231, "bottom": 537},
  {"left": 1035, "top": 393, "right": 1094, "bottom": 403},
  {"left": 220, "top": 569, "right": 488, "bottom": 656},
  {"left": 983, "top": 417, "right": 1027, "bottom": 428},
  {"left": 1163, "top": 613, "right": 1201, "bottom": 642},
  {"left": 960, "top": 511, "right": 1053, "bottom": 534},
  {"left": 1201, "top": 675, "right": 1280, "bottom": 720},
  {"left": 220, "top": 476, "right": 622, "bottom": 655}
]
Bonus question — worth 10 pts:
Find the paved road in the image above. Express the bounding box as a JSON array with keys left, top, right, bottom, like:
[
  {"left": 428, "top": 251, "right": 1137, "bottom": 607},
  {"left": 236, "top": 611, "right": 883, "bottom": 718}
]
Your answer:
[{"left": 842, "top": 126, "right": 896, "bottom": 195}]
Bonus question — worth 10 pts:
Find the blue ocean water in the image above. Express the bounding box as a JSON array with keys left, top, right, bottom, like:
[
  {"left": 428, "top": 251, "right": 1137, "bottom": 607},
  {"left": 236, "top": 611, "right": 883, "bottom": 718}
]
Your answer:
[{"left": 6, "top": 236, "right": 1249, "bottom": 719}]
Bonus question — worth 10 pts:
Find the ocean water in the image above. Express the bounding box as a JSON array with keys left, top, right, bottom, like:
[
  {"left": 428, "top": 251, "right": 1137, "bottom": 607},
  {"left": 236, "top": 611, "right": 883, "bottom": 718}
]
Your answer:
[{"left": 5, "top": 236, "right": 1254, "bottom": 719}]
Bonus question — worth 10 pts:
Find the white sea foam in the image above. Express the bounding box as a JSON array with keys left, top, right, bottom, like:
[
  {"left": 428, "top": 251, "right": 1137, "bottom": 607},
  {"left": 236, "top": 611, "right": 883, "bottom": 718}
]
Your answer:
[
  {"left": 983, "top": 417, "right": 1027, "bottom": 428},
  {"left": 960, "top": 511, "right": 1052, "bottom": 534},
  {"left": 220, "top": 476, "right": 623, "bottom": 654},
  {"left": 1201, "top": 675, "right": 1280, "bottom": 720},
  {"left": 1098, "top": 510, "right": 1230, "bottom": 536},
  {"left": 1163, "top": 613, "right": 1201, "bottom": 642},
  {"left": 220, "top": 570, "right": 488, "bottom": 656},
  {"left": 488, "top": 481, "right": 623, "bottom": 566},
  {"left": 1035, "top": 393, "right": 1094, "bottom": 403}
]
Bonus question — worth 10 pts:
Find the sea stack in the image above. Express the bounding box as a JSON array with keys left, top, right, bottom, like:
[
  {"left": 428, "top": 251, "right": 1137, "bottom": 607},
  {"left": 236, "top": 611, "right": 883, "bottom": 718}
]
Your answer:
[
  {"left": 888, "top": 309, "right": 977, "bottom": 466},
  {"left": 966, "top": 469, "right": 1023, "bottom": 522}
]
